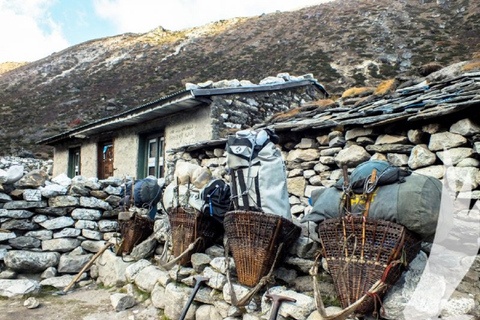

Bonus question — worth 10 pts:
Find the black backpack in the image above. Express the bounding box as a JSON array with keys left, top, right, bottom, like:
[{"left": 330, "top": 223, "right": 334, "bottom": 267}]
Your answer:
[{"left": 200, "top": 179, "right": 232, "bottom": 223}]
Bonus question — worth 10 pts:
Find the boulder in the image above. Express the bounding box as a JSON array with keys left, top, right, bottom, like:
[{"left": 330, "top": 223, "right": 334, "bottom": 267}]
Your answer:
[
  {"left": 4, "top": 250, "right": 60, "bottom": 272},
  {"left": 58, "top": 253, "right": 94, "bottom": 273},
  {"left": 0, "top": 279, "right": 40, "bottom": 298},
  {"left": 16, "top": 170, "right": 48, "bottom": 188},
  {"left": 96, "top": 249, "right": 131, "bottom": 287}
]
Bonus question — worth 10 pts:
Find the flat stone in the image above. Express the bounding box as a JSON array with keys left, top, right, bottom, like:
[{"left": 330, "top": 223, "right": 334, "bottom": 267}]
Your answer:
[
  {"left": 0, "top": 231, "right": 17, "bottom": 242},
  {"left": 345, "top": 128, "right": 374, "bottom": 140},
  {"left": 53, "top": 228, "right": 81, "bottom": 238},
  {"left": 375, "top": 134, "right": 408, "bottom": 145},
  {"left": 1, "top": 219, "right": 39, "bottom": 230},
  {"left": 414, "top": 165, "right": 445, "bottom": 179},
  {"left": 81, "top": 240, "right": 106, "bottom": 253},
  {"left": 0, "top": 209, "right": 34, "bottom": 219},
  {"left": 0, "top": 279, "right": 40, "bottom": 298},
  {"left": 366, "top": 144, "right": 413, "bottom": 154},
  {"left": 71, "top": 208, "right": 102, "bottom": 220},
  {"left": 450, "top": 118, "right": 480, "bottom": 136},
  {"left": 429, "top": 132, "right": 467, "bottom": 151},
  {"left": 98, "top": 220, "right": 118, "bottom": 232},
  {"left": 436, "top": 147, "right": 474, "bottom": 165},
  {"left": 34, "top": 207, "right": 68, "bottom": 216},
  {"left": 75, "top": 220, "right": 98, "bottom": 230},
  {"left": 79, "top": 197, "right": 112, "bottom": 210},
  {"left": 40, "top": 184, "right": 68, "bottom": 198},
  {"left": 40, "top": 273, "right": 86, "bottom": 290},
  {"left": 81, "top": 229, "right": 103, "bottom": 240},
  {"left": 4, "top": 250, "right": 60, "bottom": 272},
  {"left": 8, "top": 236, "right": 41, "bottom": 249},
  {"left": 42, "top": 238, "right": 81, "bottom": 252},
  {"left": 287, "top": 149, "right": 320, "bottom": 163},
  {"left": 48, "top": 196, "right": 79, "bottom": 207},
  {"left": 0, "top": 193, "right": 12, "bottom": 203},
  {"left": 22, "top": 189, "right": 42, "bottom": 201},
  {"left": 3, "top": 200, "right": 47, "bottom": 209},
  {"left": 39, "top": 216, "right": 75, "bottom": 230},
  {"left": 24, "top": 230, "right": 53, "bottom": 240}
]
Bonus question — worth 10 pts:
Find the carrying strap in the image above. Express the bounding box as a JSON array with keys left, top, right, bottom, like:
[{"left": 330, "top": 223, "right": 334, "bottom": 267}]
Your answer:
[
  {"left": 236, "top": 169, "right": 250, "bottom": 209},
  {"left": 230, "top": 170, "right": 239, "bottom": 210}
]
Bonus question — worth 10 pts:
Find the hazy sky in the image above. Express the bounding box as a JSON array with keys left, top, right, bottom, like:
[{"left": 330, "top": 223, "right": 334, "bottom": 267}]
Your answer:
[{"left": 0, "top": 0, "right": 328, "bottom": 63}]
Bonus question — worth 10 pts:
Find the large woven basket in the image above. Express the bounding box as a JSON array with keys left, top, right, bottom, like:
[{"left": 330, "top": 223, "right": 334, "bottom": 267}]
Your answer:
[
  {"left": 168, "top": 207, "right": 217, "bottom": 265},
  {"left": 224, "top": 210, "right": 301, "bottom": 287},
  {"left": 318, "top": 217, "right": 420, "bottom": 314},
  {"left": 117, "top": 214, "right": 154, "bottom": 255}
]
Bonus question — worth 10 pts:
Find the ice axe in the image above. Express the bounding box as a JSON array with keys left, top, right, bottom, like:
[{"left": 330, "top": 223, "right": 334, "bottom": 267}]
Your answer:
[
  {"left": 178, "top": 275, "right": 209, "bottom": 320},
  {"left": 266, "top": 293, "right": 296, "bottom": 320}
]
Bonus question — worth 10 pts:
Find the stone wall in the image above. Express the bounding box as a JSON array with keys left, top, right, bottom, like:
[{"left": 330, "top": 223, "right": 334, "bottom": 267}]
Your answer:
[{"left": 0, "top": 113, "right": 479, "bottom": 319}]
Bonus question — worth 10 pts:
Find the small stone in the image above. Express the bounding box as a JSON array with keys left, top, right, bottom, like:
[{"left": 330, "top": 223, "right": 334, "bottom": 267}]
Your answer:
[
  {"left": 23, "top": 297, "right": 40, "bottom": 309},
  {"left": 110, "top": 293, "right": 136, "bottom": 312}
]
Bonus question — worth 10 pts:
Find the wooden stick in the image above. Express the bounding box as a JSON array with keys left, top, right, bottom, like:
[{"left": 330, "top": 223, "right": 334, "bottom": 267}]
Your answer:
[{"left": 63, "top": 242, "right": 113, "bottom": 293}]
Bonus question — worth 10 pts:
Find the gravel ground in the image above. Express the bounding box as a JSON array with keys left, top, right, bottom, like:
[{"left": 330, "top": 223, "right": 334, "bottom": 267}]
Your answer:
[{"left": 0, "top": 284, "right": 160, "bottom": 320}]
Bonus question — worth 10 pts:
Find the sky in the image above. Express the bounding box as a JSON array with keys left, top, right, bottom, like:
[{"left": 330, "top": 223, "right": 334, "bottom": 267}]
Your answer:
[{"left": 0, "top": 0, "right": 327, "bottom": 63}]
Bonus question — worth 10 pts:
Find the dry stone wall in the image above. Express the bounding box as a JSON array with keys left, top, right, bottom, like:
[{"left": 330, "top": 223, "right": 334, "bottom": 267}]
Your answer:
[{"left": 0, "top": 115, "right": 479, "bottom": 319}]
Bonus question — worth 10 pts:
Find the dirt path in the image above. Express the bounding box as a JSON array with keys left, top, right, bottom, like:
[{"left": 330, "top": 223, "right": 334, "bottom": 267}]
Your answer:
[{"left": 0, "top": 284, "right": 160, "bottom": 320}]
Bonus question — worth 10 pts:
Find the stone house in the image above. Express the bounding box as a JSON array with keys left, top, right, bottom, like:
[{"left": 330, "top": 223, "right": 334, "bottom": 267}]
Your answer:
[{"left": 38, "top": 75, "right": 328, "bottom": 179}]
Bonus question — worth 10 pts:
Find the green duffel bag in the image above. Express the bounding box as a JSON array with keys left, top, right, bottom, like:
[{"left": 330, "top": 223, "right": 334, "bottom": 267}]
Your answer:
[{"left": 303, "top": 173, "right": 443, "bottom": 241}]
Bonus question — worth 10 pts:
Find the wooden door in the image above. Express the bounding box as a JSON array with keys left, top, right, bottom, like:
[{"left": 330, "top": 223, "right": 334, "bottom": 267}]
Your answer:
[{"left": 98, "top": 141, "right": 114, "bottom": 179}]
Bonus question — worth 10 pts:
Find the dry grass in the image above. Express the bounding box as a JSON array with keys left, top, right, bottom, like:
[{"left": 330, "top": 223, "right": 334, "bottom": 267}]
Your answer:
[
  {"left": 374, "top": 79, "right": 397, "bottom": 96},
  {"left": 341, "top": 87, "right": 375, "bottom": 99},
  {"left": 462, "top": 61, "right": 480, "bottom": 71}
]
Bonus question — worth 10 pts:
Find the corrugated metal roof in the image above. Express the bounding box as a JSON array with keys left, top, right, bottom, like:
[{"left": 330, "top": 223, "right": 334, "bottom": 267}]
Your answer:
[{"left": 38, "top": 79, "right": 327, "bottom": 146}]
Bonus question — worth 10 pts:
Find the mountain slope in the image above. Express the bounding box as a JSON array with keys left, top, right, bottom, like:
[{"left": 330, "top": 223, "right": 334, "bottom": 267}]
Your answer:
[{"left": 0, "top": 0, "right": 479, "bottom": 157}]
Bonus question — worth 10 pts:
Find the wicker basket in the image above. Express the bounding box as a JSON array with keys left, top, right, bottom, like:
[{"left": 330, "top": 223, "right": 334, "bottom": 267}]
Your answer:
[
  {"left": 168, "top": 207, "right": 217, "bottom": 265},
  {"left": 117, "top": 214, "right": 154, "bottom": 255},
  {"left": 318, "top": 217, "right": 420, "bottom": 314},
  {"left": 224, "top": 210, "right": 301, "bottom": 287}
]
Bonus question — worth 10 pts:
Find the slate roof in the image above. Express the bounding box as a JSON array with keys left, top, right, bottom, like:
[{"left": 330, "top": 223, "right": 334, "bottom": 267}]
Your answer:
[
  {"left": 38, "top": 79, "right": 327, "bottom": 146},
  {"left": 256, "top": 66, "right": 480, "bottom": 133}
]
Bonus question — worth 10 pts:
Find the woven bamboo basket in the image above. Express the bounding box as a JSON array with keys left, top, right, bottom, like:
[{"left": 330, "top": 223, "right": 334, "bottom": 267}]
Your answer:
[
  {"left": 318, "top": 217, "right": 420, "bottom": 314},
  {"left": 224, "top": 210, "right": 301, "bottom": 287},
  {"left": 117, "top": 214, "right": 154, "bottom": 255},
  {"left": 168, "top": 207, "right": 217, "bottom": 265}
]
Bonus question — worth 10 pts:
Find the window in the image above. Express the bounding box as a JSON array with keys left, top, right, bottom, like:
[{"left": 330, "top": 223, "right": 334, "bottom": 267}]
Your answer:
[
  {"left": 68, "top": 147, "right": 81, "bottom": 178},
  {"left": 139, "top": 134, "right": 164, "bottom": 179}
]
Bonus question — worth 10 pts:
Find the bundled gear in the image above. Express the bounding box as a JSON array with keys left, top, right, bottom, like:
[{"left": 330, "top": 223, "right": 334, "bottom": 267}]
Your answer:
[
  {"left": 226, "top": 128, "right": 291, "bottom": 220},
  {"left": 303, "top": 160, "right": 442, "bottom": 241},
  {"left": 120, "top": 178, "right": 163, "bottom": 219}
]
